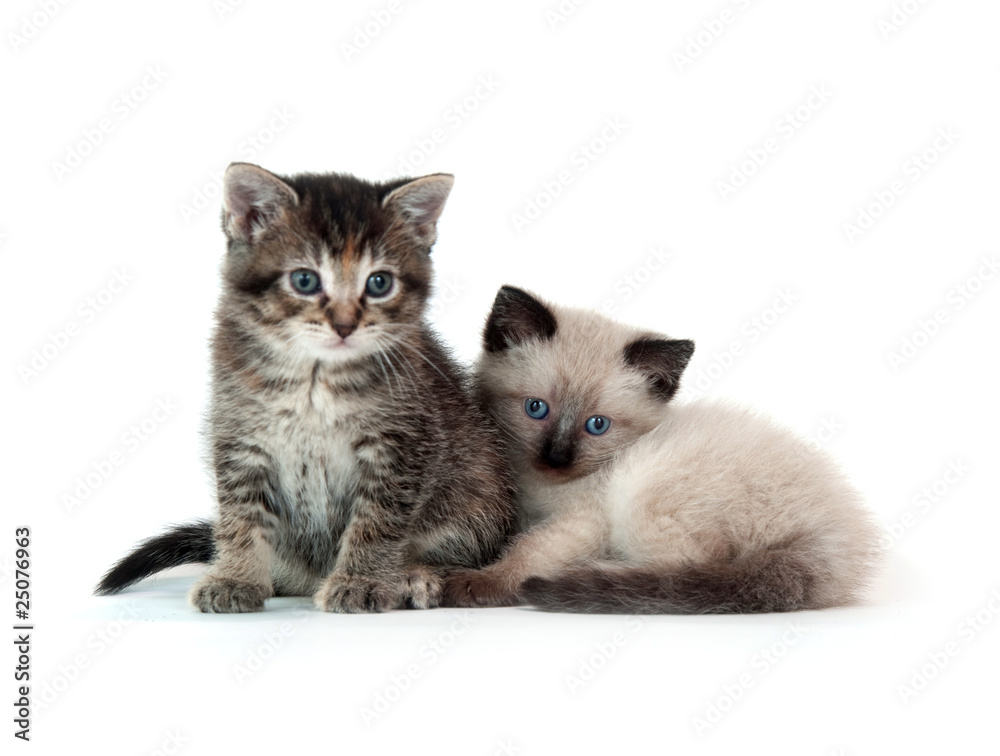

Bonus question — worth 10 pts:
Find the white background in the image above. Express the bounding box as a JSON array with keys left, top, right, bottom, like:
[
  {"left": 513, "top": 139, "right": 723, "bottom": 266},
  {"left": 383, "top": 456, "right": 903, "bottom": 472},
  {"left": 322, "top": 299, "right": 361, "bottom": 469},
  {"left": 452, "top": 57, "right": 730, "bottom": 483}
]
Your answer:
[{"left": 3, "top": 0, "right": 999, "bottom": 753}]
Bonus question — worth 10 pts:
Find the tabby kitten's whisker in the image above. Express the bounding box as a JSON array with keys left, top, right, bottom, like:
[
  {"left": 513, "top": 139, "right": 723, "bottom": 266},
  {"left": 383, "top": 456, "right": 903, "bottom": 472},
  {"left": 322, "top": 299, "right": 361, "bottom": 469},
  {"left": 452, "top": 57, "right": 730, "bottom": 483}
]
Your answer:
[{"left": 96, "top": 164, "right": 517, "bottom": 613}]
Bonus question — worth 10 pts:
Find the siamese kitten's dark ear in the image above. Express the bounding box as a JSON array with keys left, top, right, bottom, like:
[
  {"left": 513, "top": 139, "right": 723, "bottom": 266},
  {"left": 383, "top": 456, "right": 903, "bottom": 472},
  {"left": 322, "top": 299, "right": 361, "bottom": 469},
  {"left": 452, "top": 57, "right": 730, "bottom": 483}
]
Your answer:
[
  {"left": 382, "top": 173, "right": 454, "bottom": 248},
  {"left": 222, "top": 162, "right": 298, "bottom": 244},
  {"left": 623, "top": 338, "right": 695, "bottom": 401},
  {"left": 484, "top": 286, "right": 558, "bottom": 353}
]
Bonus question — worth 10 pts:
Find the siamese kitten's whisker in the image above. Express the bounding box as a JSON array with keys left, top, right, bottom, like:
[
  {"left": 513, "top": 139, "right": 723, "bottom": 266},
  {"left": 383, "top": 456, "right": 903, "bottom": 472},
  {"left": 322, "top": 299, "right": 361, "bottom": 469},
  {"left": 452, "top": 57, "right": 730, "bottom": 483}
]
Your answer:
[
  {"left": 479, "top": 411, "right": 526, "bottom": 449},
  {"left": 444, "top": 286, "right": 881, "bottom": 614},
  {"left": 491, "top": 421, "right": 524, "bottom": 447}
]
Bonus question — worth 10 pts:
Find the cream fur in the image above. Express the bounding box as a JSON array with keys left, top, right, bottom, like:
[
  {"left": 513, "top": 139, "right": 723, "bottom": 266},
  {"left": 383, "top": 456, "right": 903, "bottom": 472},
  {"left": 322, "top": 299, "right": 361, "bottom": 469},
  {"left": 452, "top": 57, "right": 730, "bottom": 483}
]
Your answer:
[{"left": 457, "top": 294, "right": 882, "bottom": 612}]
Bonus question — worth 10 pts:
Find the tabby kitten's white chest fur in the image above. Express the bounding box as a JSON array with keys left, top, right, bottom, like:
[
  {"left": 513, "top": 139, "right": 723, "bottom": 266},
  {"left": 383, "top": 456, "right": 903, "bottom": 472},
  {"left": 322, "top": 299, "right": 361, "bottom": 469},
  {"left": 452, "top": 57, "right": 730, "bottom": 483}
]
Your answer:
[
  {"left": 96, "top": 164, "right": 517, "bottom": 613},
  {"left": 444, "top": 286, "right": 881, "bottom": 613}
]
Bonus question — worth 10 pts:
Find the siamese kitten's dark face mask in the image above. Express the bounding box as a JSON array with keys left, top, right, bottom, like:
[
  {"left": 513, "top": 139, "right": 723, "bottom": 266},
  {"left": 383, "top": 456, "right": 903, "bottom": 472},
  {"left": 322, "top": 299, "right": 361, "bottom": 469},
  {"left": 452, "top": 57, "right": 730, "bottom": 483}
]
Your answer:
[{"left": 478, "top": 286, "right": 695, "bottom": 480}]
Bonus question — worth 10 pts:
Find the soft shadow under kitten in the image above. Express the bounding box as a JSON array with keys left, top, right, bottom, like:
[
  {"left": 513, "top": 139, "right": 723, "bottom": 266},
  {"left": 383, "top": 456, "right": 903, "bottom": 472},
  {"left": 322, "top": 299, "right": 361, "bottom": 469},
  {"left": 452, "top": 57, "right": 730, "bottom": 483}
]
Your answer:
[
  {"left": 96, "top": 163, "right": 516, "bottom": 613},
  {"left": 444, "top": 286, "right": 881, "bottom": 613}
]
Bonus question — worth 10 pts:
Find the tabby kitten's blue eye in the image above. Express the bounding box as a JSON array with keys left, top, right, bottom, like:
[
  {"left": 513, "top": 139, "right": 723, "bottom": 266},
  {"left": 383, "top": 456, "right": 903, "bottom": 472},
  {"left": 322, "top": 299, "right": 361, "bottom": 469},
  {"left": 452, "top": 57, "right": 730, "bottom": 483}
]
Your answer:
[
  {"left": 585, "top": 416, "right": 611, "bottom": 435},
  {"left": 366, "top": 272, "right": 393, "bottom": 297},
  {"left": 524, "top": 399, "right": 549, "bottom": 420},
  {"left": 290, "top": 269, "right": 321, "bottom": 294}
]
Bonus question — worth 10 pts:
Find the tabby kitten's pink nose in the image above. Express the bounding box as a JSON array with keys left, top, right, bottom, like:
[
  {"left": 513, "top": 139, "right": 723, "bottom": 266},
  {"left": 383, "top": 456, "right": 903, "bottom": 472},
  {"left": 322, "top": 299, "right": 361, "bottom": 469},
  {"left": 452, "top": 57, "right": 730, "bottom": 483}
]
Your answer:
[{"left": 334, "top": 322, "right": 357, "bottom": 339}]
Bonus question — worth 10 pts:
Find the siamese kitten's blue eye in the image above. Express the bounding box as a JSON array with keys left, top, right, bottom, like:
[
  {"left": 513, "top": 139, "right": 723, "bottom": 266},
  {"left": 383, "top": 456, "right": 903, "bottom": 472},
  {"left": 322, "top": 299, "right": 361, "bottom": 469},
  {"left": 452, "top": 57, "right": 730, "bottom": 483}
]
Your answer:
[
  {"left": 585, "top": 416, "right": 611, "bottom": 435},
  {"left": 524, "top": 399, "right": 549, "bottom": 420},
  {"left": 290, "top": 269, "right": 321, "bottom": 294},
  {"left": 366, "top": 272, "right": 393, "bottom": 297}
]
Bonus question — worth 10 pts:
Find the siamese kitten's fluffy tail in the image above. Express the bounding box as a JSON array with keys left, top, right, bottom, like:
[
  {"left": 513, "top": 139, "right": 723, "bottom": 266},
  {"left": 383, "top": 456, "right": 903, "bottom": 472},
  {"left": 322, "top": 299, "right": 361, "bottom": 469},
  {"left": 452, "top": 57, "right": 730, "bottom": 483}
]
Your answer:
[
  {"left": 521, "top": 548, "right": 844, "bottom": 614},
  {"left": 95, "top": 520, "right": 216, "bottom": 596}
]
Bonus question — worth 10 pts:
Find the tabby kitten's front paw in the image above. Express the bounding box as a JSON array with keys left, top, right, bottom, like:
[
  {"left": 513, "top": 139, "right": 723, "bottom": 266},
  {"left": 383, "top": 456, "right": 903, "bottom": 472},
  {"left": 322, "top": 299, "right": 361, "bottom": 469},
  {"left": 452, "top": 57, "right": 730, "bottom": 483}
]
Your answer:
[
  {"left": 189, "top": 576, "right": 271, "bottom": 613},
  {"left": 401, "top": 566, "right": 443, "bottom": 610},
  {"left": 442, "top": 568, "right": 523, "bottom": 608},
  {"left": 314, "top": 574, "right": 399, "bottom": 613}
]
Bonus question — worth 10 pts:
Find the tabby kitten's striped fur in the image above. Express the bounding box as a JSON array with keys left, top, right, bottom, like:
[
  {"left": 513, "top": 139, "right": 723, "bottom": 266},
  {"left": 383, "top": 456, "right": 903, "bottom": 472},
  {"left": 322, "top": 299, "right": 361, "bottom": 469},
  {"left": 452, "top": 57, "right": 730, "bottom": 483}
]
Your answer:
[{"left": 96, "top": 163, "right": 516, "bottom": 613}]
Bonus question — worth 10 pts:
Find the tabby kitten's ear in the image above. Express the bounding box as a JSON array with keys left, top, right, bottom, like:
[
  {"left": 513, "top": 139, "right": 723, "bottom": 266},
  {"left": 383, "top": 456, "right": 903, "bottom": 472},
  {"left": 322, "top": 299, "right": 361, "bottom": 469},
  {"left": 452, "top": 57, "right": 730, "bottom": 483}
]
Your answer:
[
  {"left": 222, "top": 162, "right": 299, "bottom": 244},
  {"left": 483, "top": 286, "right": 558, "bottom": 353},
  {"left": 382, "top": 173, "right": 455, "bottom": 248},
  {"left": 623, "top": 338, "right": 695, "bottom": 401}
]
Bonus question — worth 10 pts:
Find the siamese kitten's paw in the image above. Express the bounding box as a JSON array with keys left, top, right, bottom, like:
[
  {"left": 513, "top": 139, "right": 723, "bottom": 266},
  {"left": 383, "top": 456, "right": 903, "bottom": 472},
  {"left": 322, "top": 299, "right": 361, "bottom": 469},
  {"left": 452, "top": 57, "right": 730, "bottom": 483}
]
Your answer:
[
  {"left": 442, "top": 568, "right": 523, "bottom": 608},
  {"left": 189, "top": 576, "right": 270, "bottom": 613},
  {"left": 314, "top": 574, "right": 399, "bottom": 613},
  {"left": 401, "top": 566, "right": 442, "bottom": 610}
]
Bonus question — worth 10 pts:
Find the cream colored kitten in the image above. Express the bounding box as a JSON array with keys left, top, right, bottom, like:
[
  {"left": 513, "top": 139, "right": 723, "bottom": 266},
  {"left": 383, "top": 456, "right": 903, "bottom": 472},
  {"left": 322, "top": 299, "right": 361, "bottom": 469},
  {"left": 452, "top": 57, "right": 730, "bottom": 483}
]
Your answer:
[{"left": 443, "top": 286, "right": 881, "bottom": 613}]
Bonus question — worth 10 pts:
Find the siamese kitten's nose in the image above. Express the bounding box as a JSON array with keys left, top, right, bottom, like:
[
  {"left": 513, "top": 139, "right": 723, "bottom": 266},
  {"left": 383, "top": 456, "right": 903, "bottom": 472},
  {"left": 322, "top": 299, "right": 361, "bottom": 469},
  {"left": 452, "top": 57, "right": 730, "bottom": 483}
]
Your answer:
[
  {"left": 542, "top": 441, "right": 574, "bottom": 469},
  {"left": 334, "top": 322, "right": 357, "bottom": 339}
]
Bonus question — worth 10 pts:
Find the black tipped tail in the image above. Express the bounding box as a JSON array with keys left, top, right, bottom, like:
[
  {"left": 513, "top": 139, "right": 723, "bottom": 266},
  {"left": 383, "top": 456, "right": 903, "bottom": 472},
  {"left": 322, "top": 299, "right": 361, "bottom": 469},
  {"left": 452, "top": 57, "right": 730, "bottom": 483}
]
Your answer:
[
  {"left": 95, "top": 519, "right": 216, "bottom": 596},
  {"left": 519, "top": 550, "right": 813, "bottom": 614}
]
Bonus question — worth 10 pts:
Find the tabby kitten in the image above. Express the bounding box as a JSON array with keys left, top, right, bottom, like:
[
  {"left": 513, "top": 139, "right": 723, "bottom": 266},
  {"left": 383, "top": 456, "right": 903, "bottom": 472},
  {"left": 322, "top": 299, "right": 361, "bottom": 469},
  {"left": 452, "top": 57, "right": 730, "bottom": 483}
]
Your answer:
[
  {"left": 444, "top": 286, "right": 881, "bottom": 613},
  {"left": 96, "top": 163, "right": 516, "bottom": 613}
]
